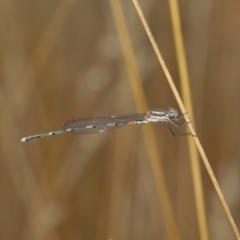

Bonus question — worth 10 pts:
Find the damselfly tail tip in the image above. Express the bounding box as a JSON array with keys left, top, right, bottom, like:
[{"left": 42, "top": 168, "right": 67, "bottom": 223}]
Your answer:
[
  {"left": 19, "top": 137, "right": 27, "bottom": 143},
  {"left": 19, "top": 136, "right": 33, "bottom": 143}
]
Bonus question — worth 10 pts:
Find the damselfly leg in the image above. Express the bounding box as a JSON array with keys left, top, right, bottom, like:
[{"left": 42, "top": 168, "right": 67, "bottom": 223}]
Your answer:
[{"left": 164, "top": 112, "right": 195, "bottom": 137}]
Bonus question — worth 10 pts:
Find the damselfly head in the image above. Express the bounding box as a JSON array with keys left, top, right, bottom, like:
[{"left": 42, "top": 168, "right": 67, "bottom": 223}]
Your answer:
[{"left": 167, "top": 108, "right": 178, "bottom": 118}]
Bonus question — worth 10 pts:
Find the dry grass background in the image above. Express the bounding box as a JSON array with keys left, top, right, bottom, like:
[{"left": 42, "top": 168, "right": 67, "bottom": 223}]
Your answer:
[{"left": 0, "top": 0, "right": 240, "bottom": 239}]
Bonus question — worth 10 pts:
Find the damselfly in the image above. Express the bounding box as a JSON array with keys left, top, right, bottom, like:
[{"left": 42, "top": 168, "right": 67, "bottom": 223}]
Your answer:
[{"left": 20, "top": 108, "right": 193, "bottom": 143}]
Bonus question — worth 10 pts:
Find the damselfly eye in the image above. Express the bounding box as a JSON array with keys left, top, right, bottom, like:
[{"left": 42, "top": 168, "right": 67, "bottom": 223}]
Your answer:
[{"left": 168, "top": 108, "right": 177, "bottom": 118}]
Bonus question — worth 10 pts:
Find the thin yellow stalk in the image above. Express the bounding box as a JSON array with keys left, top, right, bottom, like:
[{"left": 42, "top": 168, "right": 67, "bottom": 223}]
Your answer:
[
  {"left": 109, "top": 0, "right": 181, "bottom": 239},
  {"left": 132, "top": 1, "right": 240, "bottom": 239},
  {"left": 168, "top": 0, "right": 209, "bottom": 239}
]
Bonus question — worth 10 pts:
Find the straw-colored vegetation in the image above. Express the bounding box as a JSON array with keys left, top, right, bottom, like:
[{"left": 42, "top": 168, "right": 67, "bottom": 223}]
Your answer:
[{"left": 1, "top": 0, "right": 240, "bottom": 240}]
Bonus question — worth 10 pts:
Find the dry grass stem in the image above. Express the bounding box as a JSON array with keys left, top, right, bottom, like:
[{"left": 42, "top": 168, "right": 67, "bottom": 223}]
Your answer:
[
  {"left": 168, "top": 0, "right": 208, "bottom": 239},
  {"left": 109, "top": 0, "right": 181, "bottom": 239},
  {"left": 132, "top": 0, "right": 240, "bottom": 239}
]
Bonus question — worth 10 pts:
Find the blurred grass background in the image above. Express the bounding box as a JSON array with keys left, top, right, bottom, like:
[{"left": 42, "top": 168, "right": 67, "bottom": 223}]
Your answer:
[{"left": 0, "top": 0, "right": 240, "bottom": 239}]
